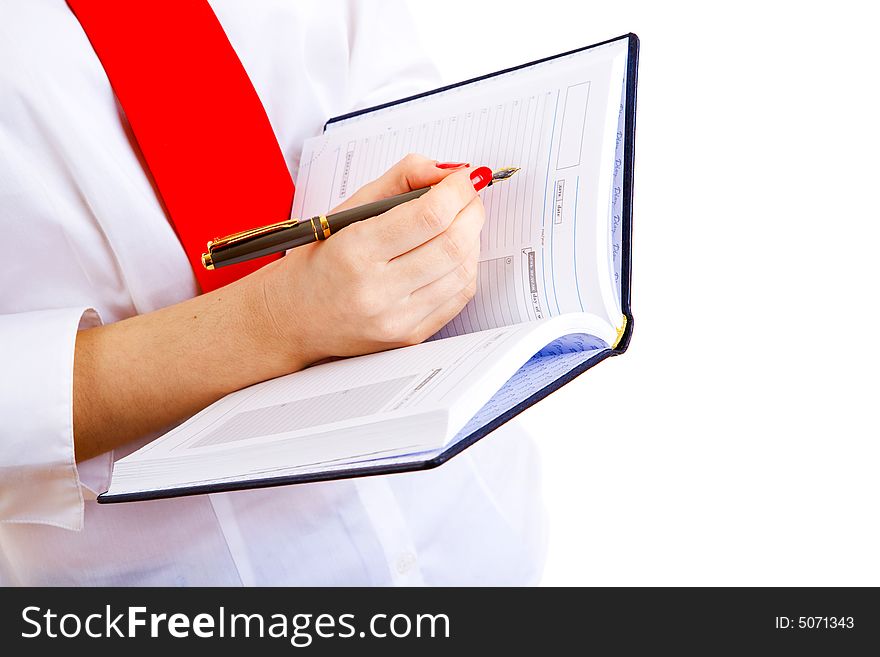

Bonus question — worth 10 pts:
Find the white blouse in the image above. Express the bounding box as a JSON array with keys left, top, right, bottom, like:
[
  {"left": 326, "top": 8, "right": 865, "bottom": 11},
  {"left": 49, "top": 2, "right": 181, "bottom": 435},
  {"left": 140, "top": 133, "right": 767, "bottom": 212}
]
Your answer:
[{"left": 0, "top": 0, "right": 547, "bottom": 585}]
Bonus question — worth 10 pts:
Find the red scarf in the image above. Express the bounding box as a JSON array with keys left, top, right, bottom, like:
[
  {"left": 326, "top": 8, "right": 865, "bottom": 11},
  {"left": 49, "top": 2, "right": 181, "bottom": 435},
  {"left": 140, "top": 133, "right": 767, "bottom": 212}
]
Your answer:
[{"left": 67, "top": 0, "right": 294, "bottom": 292}]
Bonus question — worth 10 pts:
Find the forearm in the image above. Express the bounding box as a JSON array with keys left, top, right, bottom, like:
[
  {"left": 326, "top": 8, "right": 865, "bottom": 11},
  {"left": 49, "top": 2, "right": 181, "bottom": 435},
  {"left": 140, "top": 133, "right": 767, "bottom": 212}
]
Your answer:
[{"left": 72, "top": 265, "right": 304, "bottom": 461}]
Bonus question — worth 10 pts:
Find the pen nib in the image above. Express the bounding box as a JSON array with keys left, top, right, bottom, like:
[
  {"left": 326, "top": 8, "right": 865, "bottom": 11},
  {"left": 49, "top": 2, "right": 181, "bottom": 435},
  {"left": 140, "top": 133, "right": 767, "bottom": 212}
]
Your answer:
[{"left": 489, "top": 167, "right": 521, "bottom": 185}]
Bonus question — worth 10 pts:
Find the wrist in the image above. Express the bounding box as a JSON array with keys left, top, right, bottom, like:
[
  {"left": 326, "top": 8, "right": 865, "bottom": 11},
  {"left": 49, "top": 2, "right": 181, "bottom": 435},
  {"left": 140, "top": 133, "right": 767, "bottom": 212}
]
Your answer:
[{"left": 244, "top": 261, "right": 317, "bottom": 375}]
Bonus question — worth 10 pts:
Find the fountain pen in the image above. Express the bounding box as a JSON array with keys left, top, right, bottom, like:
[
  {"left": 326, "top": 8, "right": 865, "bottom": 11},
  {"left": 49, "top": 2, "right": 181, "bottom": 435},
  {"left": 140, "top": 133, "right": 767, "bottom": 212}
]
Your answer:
[{"left": 201, "top": 166, "right": 520, "bottom": 270}]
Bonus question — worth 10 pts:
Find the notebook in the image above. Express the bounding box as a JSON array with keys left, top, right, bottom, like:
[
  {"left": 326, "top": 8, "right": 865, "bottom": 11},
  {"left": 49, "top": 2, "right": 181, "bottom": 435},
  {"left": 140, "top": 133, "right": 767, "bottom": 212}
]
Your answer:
[{"left": 98, "top": 33, "right": 639, "bottom": 503}]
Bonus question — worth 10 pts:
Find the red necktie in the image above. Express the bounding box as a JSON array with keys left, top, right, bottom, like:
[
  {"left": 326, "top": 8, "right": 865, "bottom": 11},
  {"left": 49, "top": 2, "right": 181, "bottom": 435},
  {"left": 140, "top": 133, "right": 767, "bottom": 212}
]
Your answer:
[{"left": 67, "top": 0, "right": 294, "bottom": 292}]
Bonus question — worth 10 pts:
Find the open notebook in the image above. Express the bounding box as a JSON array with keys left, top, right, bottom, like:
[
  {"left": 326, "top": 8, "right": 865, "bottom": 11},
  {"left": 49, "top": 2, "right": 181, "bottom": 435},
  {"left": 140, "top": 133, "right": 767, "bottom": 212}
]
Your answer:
[{"left": 99, "top": 34, "right": 639, "bottom": 503}]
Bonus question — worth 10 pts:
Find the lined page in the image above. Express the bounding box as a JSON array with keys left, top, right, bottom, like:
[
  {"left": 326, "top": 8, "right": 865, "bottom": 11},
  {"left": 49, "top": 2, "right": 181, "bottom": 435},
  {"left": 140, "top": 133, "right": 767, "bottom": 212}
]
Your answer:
[{"left": 292, "top": 39, "right": 629, "bottom": 338}]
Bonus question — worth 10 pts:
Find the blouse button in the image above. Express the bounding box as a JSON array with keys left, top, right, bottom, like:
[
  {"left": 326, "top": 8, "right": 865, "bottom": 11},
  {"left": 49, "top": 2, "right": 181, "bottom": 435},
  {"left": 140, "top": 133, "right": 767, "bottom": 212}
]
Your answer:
[{"left": 395, "top": 551, "right": 417, "bottom": 575}]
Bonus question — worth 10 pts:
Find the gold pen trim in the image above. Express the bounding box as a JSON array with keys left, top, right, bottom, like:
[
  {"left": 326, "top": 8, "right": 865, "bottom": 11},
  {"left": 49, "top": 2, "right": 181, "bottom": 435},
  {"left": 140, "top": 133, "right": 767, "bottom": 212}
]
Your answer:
[{"left": 318, "top": 215, "right": 331, "bottom": 240}]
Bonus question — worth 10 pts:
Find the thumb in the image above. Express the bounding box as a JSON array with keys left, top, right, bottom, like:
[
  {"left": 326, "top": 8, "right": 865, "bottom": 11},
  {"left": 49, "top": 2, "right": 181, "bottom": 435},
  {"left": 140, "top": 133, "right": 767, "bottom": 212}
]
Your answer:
[{"left": 331, "top": 153, "right": 469, "bottom": 212}]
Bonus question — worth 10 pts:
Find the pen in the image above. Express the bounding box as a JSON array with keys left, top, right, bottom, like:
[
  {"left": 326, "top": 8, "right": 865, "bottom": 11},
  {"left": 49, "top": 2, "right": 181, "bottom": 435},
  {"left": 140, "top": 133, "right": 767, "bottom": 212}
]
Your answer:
[{"left": 201, "top": 166, "right": 520, "bottom": 270}]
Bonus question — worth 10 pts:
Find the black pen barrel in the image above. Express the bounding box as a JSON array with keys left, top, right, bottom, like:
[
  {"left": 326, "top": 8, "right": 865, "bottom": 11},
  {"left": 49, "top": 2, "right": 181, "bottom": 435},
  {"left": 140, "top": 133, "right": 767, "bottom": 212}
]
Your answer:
[
  {"left": 208, "top": 221, "right": 317, "bottom": 268},
  {"left": 326, "top": 187, "right": 430, "bottom": 233}
]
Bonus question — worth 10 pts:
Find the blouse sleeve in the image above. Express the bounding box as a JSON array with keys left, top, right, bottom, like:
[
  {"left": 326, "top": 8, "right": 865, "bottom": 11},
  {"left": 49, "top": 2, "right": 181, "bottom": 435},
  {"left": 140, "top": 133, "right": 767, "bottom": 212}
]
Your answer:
[{"left": 0, "top": 307, "right": 109, "bottom": 531}]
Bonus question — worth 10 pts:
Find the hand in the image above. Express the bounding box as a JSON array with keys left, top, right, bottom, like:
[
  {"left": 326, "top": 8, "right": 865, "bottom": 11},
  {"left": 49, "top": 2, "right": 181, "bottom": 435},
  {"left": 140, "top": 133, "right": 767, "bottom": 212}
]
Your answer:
[{"left": 260, "top": 154, "right": 485, "bottom": 364}]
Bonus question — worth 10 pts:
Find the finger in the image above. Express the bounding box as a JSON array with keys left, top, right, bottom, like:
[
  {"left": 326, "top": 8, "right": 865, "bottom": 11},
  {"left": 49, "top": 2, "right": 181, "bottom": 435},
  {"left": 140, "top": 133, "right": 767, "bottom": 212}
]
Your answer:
[
  {"left": 359, "top": 168, "right": 479, "bottom": 261},
  {"left": 410, "top": 278, "right": 477, "bottom": 343},
  {"left": 332, "top": 153, "right": 468, "bottom": 212},
  {"left": 406, "top": 241, "right": 479, "bottom": 318},
  {"left": 388, "top": 196, "right": 483, "bottom": 290}
]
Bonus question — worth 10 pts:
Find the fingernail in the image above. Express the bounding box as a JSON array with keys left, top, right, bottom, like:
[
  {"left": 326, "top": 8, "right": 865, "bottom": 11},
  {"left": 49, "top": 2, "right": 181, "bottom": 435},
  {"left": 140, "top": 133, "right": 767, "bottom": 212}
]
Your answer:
[
  {"left": 436, "top": 161, "right": 470, "bottom": 169},
  {"left": 469, "top": 166, "right": 493, "bottom": 192}
]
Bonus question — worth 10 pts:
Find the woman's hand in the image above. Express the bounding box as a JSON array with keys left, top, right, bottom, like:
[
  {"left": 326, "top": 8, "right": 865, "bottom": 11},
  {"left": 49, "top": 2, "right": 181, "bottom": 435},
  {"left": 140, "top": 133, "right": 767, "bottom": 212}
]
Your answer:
[{"left": 259, "top": 154, "right": 486, "bottom": 364}]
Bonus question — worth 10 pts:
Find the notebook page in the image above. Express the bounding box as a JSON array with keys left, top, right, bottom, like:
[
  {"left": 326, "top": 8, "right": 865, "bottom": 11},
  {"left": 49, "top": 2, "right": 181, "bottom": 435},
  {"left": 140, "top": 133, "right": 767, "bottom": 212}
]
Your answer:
[
  {"left": 108, "top": 326, "right": 524, "bottom": 493},
  {"left": 118, "top": 313, "right": 611, "bottom": 456},
  {"left": 292, "top": 39, "right": 628, "bottom": 339},
  {"left": 610, "top": 72, "right": 627, "bottom": 307},
  {"left": 107, "top": 314, "right": 613, "bottom": 495},
  {"left": 448, "top": 333, "right": 609, "bottom": 443},
  {"left": 121, "top": 326, "right": 520, "bottom": 462},
  {"left": 189, "top": 334, "right": 613, "bottom": 484}
]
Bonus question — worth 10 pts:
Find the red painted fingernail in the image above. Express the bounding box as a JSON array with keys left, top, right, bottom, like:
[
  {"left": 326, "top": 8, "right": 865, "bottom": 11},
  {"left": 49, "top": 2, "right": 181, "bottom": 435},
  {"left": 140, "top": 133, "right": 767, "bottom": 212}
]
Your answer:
[
  {"left": 436, "top": 161, "right": 470, "bottom": 169},
  {"left": 469, "top": 166, "right": 493, "bottom": 192}
]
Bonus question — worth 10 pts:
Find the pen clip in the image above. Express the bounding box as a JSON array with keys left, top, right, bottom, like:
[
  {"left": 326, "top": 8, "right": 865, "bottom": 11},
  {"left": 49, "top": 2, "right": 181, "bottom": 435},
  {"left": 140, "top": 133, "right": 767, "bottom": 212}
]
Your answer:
[{"left": 207, "top": 218, "right": 301, "bottom": 252}]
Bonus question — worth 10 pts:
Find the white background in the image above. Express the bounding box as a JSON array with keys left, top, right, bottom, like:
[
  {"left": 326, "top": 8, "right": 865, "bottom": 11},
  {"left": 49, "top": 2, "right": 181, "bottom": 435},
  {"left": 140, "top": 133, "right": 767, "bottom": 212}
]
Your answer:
[{"left": 407, "top": 0, "right": 880, "bottom": 585}]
